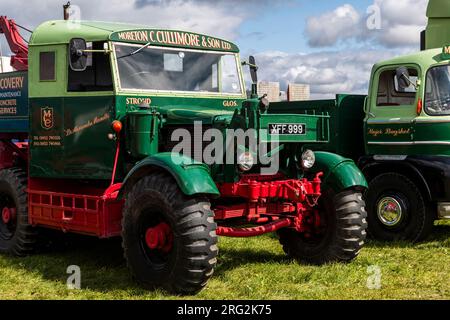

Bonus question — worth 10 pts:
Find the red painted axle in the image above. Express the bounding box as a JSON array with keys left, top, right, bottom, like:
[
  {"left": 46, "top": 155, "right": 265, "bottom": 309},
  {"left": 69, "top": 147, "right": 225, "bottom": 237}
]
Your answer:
[{"left": 216, "top": 218, "right": 292, "bottom": 237}]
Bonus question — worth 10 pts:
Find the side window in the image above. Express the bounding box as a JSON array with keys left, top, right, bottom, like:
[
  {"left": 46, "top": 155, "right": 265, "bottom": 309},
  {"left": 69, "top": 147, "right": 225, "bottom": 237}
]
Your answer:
[
  {"left": 68, "top": 42, "right": 113, "bottom": 92},
  {"left": 40, "top": 52, "right": 56, "bottom": 81},
  {"left": 376, "top": 68, "right": 418, "bottom": 106}
]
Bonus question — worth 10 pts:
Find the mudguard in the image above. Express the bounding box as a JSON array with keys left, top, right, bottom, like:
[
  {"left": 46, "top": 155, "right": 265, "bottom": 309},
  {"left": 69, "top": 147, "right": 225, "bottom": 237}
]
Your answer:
[
  {"left": 118, "top": 152, "right": 220, "bottom": 199},
  {"left": 312, "top": 152, "right": 368, "bottom": 193}
]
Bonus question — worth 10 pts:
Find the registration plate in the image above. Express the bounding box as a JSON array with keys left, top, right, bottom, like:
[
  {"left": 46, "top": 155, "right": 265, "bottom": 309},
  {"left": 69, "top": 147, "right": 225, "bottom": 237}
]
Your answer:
[{"left": 268, "top": 123, "right": 306, "bottom": 135}]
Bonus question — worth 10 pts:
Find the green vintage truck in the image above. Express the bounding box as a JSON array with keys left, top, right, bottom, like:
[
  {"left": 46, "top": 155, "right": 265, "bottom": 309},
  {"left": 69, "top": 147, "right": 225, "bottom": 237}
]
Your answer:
[
  {"left": 271, "top": 0, "right": 450, "bottom": 242},
  {"left": 0, "top": 8, "right": 367, "bottom": 294}
]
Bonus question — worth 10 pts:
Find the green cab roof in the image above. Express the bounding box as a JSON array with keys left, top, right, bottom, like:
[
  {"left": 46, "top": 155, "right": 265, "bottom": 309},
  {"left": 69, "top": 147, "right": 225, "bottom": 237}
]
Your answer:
[
  {"left": 372, "top": 48, "right": 449, "bottom": 72},
  {"left": 29, "top": 20, "right": 239, "bottom": 53}
]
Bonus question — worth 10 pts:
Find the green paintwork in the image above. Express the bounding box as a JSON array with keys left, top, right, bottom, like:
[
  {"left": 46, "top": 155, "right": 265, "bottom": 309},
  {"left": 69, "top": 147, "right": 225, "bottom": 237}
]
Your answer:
[
  {"left": 110, "top": 29, "right": 239, "bottom": 53},
  {"left": 0, "top": 71, "right": 28, "bottom": 132},
  {"left": 275, "top": 5, "right": 450, "bottom": 165},
  {"left": 259, "top": 113, "right": 330, "bottom": 144},
  {"left": 29, "top": 96, "right": 117, "bottom": 179},
  {"left": 270, "top": 94, "right": 365, "bottom": 161},
  {"left": 312, "top": 152, "right": 368, "bottom": 192},
  {"left": 288, "top": 49, "right": 450, "bottom": 159},
  {"left": 364, "top": 48, "right": 450, "bottom": 156},
  {"left": 426, "top": 0, "right": 450, "bottom": 49},
  {"left": 121, "top": 152, "right": 220, "bottom": 197},
  {"left": 30, "top": 21, "right": 155, "bottom": 46},
  {"left": 29, "top": 21, "right": 239, "bottom": 54},
  {"left": 126, "top": 109, "right": 160, "bottom": 158},
  {"left": 116, "top": 95, "right": 245, "bottom": 126},
  {"left": 14, "top": 18, "right": 369, "bottom": 199}
]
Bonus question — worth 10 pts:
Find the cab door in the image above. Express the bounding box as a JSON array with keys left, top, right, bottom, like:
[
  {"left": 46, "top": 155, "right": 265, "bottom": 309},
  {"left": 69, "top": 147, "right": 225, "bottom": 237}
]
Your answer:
[
  {"left": 63, "top": 41, "right": 116, "bottom": 180},
  {"left": 413, "top": 64, "right": 450, "bottom": 156},
  {"left": 365, "top": 65, "right": 420, "bottom": 156}
]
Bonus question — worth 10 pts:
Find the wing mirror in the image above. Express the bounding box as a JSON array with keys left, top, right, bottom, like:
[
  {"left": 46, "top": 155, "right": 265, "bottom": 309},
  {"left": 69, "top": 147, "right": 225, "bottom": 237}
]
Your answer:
[
  {"left": 69, "top": 38, "right": 89, "bottom": 71},
  {"left": 396, "top": 66, "right": 417, "bottom": 90},
  {"left": 242, "top": 55, "right": 259, "bottom": 83},
  {"left": 69, "top": 38, "right": 111, "bottom": 71},
  {"left": 248, "top": 56, "right": 258, "bottom": 83}
]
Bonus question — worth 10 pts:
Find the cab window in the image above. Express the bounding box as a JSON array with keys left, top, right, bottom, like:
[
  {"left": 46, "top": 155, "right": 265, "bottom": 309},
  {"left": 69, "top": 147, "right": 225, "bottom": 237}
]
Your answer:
[
  {"left": 40, "top": 52, "right": 56, "bottom": 81},
  {"left": 376, "top": 68, "right": 418, "bottom": 106},
  {"left": 68, "top": 42, "right": 113, "bottom": 92},
  {"left": 425, "top": 65, "right": 450, "bottom": 116}
]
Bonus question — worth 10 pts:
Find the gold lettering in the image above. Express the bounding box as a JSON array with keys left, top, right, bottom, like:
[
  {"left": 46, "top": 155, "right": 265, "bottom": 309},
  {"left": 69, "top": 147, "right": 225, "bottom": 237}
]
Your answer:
[{"left": 445, "top": 46, "right": 450, "bottom": 54}]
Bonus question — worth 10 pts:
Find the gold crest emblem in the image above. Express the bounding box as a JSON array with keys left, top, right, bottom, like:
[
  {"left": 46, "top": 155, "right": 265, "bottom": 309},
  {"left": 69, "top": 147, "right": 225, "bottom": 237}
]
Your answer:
[{"left": 41, "top": 107, "right": 54, "bottom": 130}]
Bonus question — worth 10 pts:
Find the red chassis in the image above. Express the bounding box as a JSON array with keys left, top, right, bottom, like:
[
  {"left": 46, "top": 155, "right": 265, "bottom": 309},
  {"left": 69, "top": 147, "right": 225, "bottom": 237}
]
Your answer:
[{"left": 0, "top": 141, "right": 324, "bottom": 239}]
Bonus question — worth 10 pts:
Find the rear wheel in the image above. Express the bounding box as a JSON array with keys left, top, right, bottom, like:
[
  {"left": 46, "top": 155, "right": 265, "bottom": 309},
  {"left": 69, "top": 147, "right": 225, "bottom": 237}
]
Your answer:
[
  {"left": 278, "top": 189, "right": 367, "bottom": 264},
  {"left": 0, "top": 168, "right": 38, "bottom": 256},
  {"left": 365, "top": 173, "right": 435, "bottom": 242},
  {"left": 122, "top": 172, "right": 218, "bottom": 295}
]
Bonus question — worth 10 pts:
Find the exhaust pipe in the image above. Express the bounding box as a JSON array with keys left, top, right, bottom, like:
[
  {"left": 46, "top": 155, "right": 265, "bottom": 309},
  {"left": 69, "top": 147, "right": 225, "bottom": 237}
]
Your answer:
[
  {"left": 63, "top": 2, "right": 71, "bottom": 20},
  {"left": 420, "top": 30, "right": 426, "bottom": 51}
]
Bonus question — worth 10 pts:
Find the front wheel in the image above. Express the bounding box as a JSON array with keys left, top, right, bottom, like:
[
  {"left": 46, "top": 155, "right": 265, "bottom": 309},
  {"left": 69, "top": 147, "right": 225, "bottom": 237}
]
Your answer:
[
  {"left": 122, "top": 172, "right": 218, "bottom": 295},
  {"left": 0, "top": 168, "right": 38, "bottom": 256},
  {"left": 365, "top": 173, "right": 435, "bottom": 242},
  {"left": 278, "top": 189, "right": 367, "bottom": 265}
]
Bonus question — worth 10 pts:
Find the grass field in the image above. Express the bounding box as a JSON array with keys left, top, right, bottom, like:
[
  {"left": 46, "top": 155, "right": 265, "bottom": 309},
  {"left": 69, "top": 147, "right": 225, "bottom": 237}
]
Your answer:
[{"left": 0, "top": 221, "right": 449, "bottom": 300}]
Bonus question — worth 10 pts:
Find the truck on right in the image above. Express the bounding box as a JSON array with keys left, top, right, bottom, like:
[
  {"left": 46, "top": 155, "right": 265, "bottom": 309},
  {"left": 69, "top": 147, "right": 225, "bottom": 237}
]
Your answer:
[{"left": 270, "top": 0, "right": 450, "bottom": 242}]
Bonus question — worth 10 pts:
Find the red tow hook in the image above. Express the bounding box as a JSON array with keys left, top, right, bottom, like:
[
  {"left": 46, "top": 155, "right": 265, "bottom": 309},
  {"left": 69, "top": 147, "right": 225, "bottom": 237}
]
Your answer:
[{"left": 313, "top": 172, "right": 323, "bottom": 195}]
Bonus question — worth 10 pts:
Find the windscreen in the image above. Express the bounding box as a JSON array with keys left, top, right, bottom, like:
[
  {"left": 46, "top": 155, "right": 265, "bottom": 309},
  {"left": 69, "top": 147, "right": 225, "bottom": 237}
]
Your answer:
[
  {"left": 115, "top": 43, "right": 243, "bottom": 95},
  {"left": 425, "top": 65, "right": 450, "bottom": 115}
]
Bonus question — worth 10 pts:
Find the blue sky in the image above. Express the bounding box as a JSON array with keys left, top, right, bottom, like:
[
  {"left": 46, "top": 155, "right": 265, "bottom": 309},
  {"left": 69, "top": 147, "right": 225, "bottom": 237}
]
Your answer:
[
  {"left": 0, "top": 0, "right": 430, "bottom": 98},
  {"left": 238, "top": 0, "right": 374, "bottom": 54}
]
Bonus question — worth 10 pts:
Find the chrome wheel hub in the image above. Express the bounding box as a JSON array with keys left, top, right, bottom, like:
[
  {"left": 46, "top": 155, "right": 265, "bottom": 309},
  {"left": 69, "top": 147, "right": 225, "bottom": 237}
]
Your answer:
[{"left": 377, "top": 197, "right": 403, "bottom": 227}]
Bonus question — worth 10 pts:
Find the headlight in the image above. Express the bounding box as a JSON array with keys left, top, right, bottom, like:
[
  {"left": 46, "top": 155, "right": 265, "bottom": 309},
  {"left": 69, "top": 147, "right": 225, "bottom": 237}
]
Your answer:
[
  {"left": 238, "top": 152, "right": 254, "bottom": 172},
  {"left": 301, "top": 150, "right": 315, "bottom": 169}
]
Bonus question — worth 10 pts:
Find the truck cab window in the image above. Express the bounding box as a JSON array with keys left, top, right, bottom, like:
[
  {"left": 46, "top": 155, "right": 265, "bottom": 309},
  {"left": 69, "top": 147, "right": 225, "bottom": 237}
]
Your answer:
[
  {"left": 425, "top": 65, "right": 450, "bottom": 116},
  {"left": 376, "top": 68, "right": 418, "bottom": 106},
  {"left": 68, "top": 42, "right": 113, "bottom": 92},
  {"left": 40, "top": 52, "right": 56, "bottom": 81}
]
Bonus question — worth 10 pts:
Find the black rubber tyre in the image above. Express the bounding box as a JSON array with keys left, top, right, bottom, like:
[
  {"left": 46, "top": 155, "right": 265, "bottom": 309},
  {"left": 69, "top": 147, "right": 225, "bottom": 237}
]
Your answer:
[
  {"left": 0, "top": 168, "right": 38, "bottom": 256},
  {"left": 122, "top": 172, "right": 218, "bottom": 295},
  {"left": 278, "top": 189, "right": 367, "bottom": 265},
  {"left": 365, "top": 173, "right": 435, "bottom": 242}
]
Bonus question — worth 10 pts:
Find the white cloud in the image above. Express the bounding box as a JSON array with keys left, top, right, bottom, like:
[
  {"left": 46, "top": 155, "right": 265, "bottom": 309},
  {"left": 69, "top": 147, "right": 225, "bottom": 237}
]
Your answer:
[
  {"left": 374, "top": 0, "right": 428, "bottom": 47},
  {"left": 0, "top": 0, "right": 244, "bottom": 40},
  {"left": 0, "top": 0, "right": 250, "bottom": 58},
  {"left": 306, "top": 0, "right": 428, "bottom": 49},
  {"left": 254, "top": 49, "right": 399, "bottom": 99},
  {"left": 375, "top": 0, "right": 428, "bottom": 26},
  {"left": 377, "top": 24, "right": 425, "bottom": 47},
  {"left": 306, "top": 4, "right": 361, "bottom": 47}
]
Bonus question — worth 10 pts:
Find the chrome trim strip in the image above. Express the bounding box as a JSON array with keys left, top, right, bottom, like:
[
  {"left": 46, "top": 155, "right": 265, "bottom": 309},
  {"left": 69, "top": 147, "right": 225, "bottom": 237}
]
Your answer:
[
  {"left": 366, "top": 120, "right": 412, "bottom": 125},
  {"left": 415, "top": 118, "right": 450, "bottom": 124},
  {"left": 368, "top": 141, "right": 450, "bottom": 146},
  {"left": 373, "top": 155, "right": 408, "bottom": 161}
]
